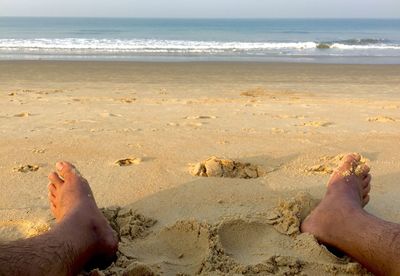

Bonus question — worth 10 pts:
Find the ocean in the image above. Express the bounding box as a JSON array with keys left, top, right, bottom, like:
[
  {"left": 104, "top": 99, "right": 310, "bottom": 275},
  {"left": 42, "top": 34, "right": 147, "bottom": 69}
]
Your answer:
[{"left": 0, "top": 17, "right": 399, "bottom": 63}]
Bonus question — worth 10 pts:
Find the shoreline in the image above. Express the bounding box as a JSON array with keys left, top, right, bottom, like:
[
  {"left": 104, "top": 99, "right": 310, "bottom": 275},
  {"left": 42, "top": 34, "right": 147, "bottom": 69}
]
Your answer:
[
  {"left": 1, "top": 60, "right": 399, "bottom": 99},
  {"left": 1, "top": 56, "right": 400, "bottom": 64}
]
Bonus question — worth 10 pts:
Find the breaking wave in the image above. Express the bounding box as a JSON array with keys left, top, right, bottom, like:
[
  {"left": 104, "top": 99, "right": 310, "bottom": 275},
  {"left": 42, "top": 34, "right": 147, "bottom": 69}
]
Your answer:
[{"left": 0, "top": 38, "right": 399, "bottom": 58}]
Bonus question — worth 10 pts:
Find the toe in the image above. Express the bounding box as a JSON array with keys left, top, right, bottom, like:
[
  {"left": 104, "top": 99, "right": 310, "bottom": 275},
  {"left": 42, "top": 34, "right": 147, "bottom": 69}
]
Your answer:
[
  {"left": 344, "top": 153, "right": 361, "bottom": 163},
  {"left": 363, "top": 182, "right": 371, "bottom": 195},
  {"left": 339, "top": 153, "right": 360, "bottom": 172},
  {"left": 48, "top": 190, "right": 56, "bottom": 204},
  {"left": 363, "top": 174, "right": 371, "bottom": 186},
  {"left": 357, "top": 164, "right": 370, "bottom": 177},
  {"left": 363, "top": 194, "right": 370, "bottom": 206},
  {"left": 56, "top": 161, "right": 79, "bottom": 180},
  {"left": 48, "top": 172, "right": 63, "bottom": 187},
  {"left": 48, "top": 183, "right": 57, "bottom": 196},
  {"left": 50, "top": 202, "right": 57, "bottom": 217}
]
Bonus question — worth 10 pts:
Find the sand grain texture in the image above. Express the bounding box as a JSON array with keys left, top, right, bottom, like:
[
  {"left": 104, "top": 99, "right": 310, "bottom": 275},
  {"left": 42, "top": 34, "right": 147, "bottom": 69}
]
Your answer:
[{"left": 1, "top": 61, "right": 399, "bottom": 275}]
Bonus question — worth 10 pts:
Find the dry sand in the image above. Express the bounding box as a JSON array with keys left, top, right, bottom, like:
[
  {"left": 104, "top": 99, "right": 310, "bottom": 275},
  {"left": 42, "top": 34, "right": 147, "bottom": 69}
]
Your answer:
[{"left": 1, "top": 61, "right": 400, "bottom": 275}]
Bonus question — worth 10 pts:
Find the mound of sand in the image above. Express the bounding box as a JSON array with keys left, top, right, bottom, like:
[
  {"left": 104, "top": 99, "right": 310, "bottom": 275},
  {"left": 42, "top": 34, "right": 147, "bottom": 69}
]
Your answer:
[
  {"left": 190, "top": 156, "right": 262, "bottom": 179},
  {"left": 304, "top": 153, "right": 369, "bottom": 176},
  {"left": 13, "top": 112, "right": 31, "bottom": 117},
  {"left": 264, "top": 192, "right": 319, "bottom": 236},
  {"left": 367, "top": 116, "right": 396, "bottom": 123},
  {"left": 101, "top": 207, "right": 157, "bottom": 241},
  {"left": 13, "top": 164, "right": 39, "bottom": 173},
  {"left": 115, "top": 158, "right": 142, "bottom": 167},
  {"left": 301, "top": 121, "right": 333, "bottom": 127}
]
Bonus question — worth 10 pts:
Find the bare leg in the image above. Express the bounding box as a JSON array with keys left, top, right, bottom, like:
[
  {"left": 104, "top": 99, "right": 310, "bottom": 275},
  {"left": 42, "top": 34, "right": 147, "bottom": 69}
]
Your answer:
[
  {"left": 301, "top": 153, "right": 400, "bottom": 275},
  {"left": 0, "top": 162, "right": 118, "bottom": 275}
]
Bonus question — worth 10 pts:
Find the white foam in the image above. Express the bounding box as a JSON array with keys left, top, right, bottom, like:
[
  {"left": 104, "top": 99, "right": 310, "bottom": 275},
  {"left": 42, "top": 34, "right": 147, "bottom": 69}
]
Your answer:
[
  {"left": 0, "top": 38, "right": 399, "bottom": 55},
  {"left": 331, "top": 43, "right": 400, "bottom": 50},
  {"left": 0, "top": 38, "right": 318, "bottom": 52}
]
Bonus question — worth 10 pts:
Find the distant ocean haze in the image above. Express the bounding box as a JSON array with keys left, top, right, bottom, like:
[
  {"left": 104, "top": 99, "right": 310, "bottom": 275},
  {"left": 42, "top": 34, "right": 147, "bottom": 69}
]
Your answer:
[{"left": 0, "top": 17, "right": 399, "bottom": 63}]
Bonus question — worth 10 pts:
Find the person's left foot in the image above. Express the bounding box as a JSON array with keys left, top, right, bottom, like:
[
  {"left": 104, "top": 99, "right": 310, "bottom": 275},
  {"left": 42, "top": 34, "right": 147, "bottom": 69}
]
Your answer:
[{"left": 48, "top": 161, "right": 118, "bottom": 270}]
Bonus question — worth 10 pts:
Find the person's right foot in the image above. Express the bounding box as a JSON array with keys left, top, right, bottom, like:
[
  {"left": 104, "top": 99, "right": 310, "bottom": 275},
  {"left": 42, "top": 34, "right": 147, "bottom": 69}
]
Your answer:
[
  {"left": 48, "top": 161, "right": 118, "bottom": 271},
  {"left": 301, "top": 153, "right": 371, "bottom": 245}
]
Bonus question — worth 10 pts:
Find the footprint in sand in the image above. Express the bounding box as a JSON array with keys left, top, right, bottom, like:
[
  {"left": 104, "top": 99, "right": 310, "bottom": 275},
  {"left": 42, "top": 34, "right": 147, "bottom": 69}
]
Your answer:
[
  {"left": 13, "top": 164, "right": 39, "bottom": 173},
  {"left": 215, "top": 192, "right": 364, "bottom": 275},
  {"left": 99, "top": 217, "right": 212, "bottom": 275},
  {"left": 218, "top": 220, "right": 294, "bottom": 264},
  {"left": 109, "top": 219, "right": 209, "bottom": 275},
  {"left": 190, "top": 156, "right": 262, "bottom": 179},
  {"left": 367, "top": 116, "right": 396, "bottom": 123},
  {"left": 304, "top": 153, "right": 369, "bottom": 175},
  {"left": 115, "top": 158, "right": 142, "bottom": 166},
  {"left": 218, "top": 219, "right": 356, "bottom": 275}
]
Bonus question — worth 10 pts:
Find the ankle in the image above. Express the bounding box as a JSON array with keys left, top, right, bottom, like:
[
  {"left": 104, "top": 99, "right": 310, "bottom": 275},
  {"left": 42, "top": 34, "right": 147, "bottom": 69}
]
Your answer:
[{"left": 312, "top": 205, "right": 365, "bottom": 245}]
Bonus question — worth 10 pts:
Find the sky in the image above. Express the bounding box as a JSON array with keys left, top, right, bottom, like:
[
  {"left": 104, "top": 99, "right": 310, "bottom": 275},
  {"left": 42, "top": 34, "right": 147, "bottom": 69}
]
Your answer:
[{"left": 0, "top": 0, "right": 399, "bottom": 18}]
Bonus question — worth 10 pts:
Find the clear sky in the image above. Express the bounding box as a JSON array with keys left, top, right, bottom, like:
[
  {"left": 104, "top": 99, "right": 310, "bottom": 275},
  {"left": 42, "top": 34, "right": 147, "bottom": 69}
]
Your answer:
[{"left": 0, "top": 0, "right": 399, "bottom": 18}]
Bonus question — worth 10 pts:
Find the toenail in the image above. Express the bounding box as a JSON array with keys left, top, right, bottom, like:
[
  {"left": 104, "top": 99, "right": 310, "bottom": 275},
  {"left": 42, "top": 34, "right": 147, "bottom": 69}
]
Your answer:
[
  {"left": 56, "top": 162, "right": 64, "bottom": 171},
  {"left": 352, "top": 152, "right": 361, "bottom": 160}
]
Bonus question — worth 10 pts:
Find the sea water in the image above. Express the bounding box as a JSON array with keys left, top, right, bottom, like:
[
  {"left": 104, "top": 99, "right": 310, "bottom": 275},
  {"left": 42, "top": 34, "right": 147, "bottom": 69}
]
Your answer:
[{"left": 0, "top": 17, "right": 399, "bottom": 63}]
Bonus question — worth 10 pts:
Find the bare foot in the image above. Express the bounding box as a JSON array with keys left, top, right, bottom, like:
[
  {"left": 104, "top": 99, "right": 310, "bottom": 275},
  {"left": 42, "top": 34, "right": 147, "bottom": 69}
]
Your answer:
[
  {"left": 48, "top": 161, "right": 118, "bottom": 271},
  {"left": 301, "top": 153, "right": 371, "bottom": 246}
]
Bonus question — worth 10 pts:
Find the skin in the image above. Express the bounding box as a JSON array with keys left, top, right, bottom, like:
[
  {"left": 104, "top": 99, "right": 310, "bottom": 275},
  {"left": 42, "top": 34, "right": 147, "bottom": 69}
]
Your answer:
[
  {"left": 0, "top": 161, "right": 118, "bottom": 275},
  {"left": 301, "top": 153, "right": 400, "bottom": 276}
]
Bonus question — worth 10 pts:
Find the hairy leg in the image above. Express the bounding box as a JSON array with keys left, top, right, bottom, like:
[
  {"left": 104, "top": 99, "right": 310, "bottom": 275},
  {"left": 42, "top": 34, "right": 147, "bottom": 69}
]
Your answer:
[
  {"left": 0, "top": 162, "right": 118, "bottom": 275},
  {"left": 302, "top": 153, "right": 400, "bottom": 275}
]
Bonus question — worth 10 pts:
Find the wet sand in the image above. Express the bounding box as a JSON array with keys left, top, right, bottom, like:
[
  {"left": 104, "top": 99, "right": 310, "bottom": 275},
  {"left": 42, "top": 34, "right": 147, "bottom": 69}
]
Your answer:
[{"left": 0, "top": 61, "right": 400, "bottom": 275}]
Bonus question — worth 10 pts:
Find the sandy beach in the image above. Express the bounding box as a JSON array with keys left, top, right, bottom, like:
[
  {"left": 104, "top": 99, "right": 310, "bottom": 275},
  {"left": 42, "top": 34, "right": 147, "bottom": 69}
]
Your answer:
[{"left": 1, "top": 61, "right": 400, "bottom": 275}]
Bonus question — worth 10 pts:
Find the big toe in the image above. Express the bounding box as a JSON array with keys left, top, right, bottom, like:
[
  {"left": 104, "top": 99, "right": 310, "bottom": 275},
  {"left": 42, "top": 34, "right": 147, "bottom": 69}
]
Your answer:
[
  {"left": 343, "top": 153, "right": 361, "bottom": 167},
  {"left": 333, "top": 153, "right": 360, "bottom": 175},
  {"left": 56, "top": 161, "right": 80, "bottom": 180}
]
